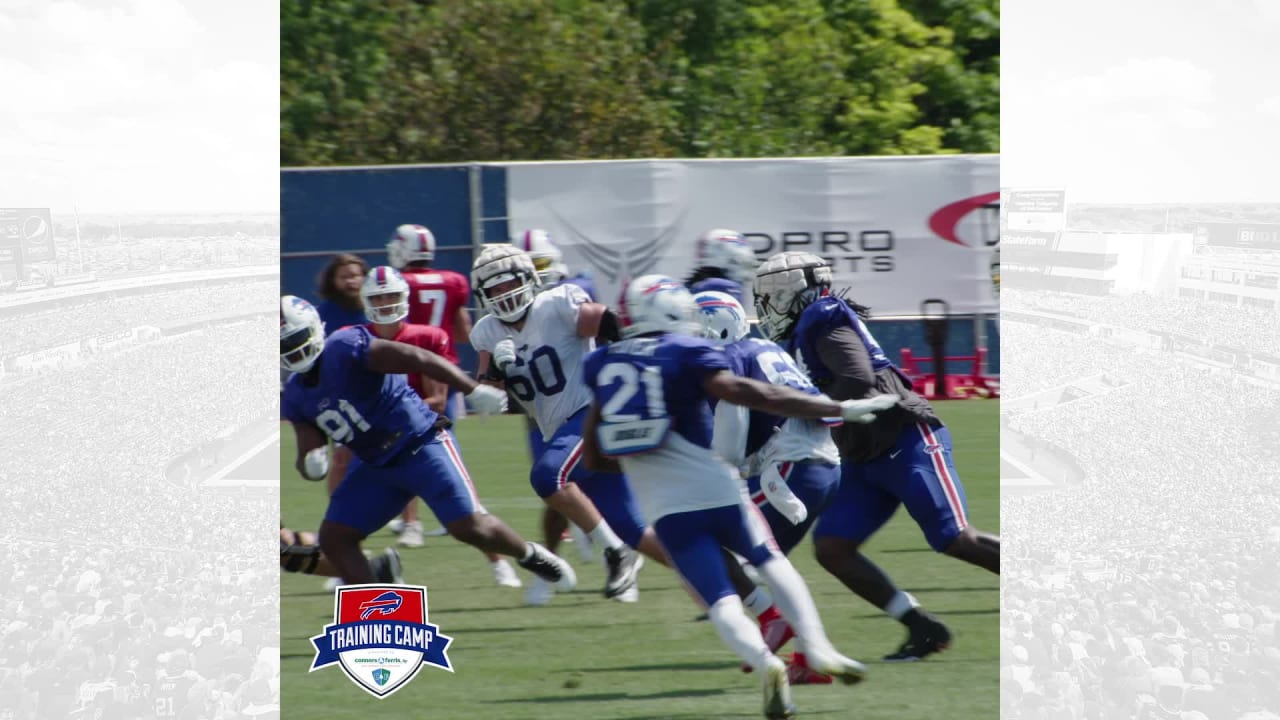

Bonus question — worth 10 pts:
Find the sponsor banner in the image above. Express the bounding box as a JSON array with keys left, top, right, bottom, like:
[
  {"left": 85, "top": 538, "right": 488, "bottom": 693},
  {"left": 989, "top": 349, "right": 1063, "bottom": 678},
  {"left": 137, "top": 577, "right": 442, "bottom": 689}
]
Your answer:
[
  {"left": 1193, "top": 221, "right": 1280, "bottom": 251},
  {"left": 506, "top": 157, "right": 999, "bottom": 316},
  {"left": 1002, "top": 188, "right": 1066, "bottom": 233},
  {"left": 12, "top": 341, "right": 81, "bottom": 372},
  {"left": 87, "top": 327, "right": 140, "bottom": 353}
]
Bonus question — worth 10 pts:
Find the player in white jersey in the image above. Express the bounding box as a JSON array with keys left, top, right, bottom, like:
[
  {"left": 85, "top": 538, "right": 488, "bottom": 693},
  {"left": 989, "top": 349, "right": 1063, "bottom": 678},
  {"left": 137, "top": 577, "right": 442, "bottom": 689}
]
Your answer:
[
  {"left": 697, "top": 291, "right": 847, "bottom": 683},
  {"left": 470, "top": 245, "right": 667, "bottom": 605},
  {"left": 582, "top": 275, "right": 897, "bottom": 719}
]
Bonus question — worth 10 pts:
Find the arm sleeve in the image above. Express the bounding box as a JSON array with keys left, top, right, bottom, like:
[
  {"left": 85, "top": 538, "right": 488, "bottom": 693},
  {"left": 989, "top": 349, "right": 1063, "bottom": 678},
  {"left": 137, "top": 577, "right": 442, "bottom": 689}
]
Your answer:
[
  {"left": 814, "top": 325, "right": 878, "bottom": 401},
  {"left": 712, "top": 400, "right": 750, "bottom": 467},
  {"left": 558, "top": 284, "right": 592, "bottom": 326}
]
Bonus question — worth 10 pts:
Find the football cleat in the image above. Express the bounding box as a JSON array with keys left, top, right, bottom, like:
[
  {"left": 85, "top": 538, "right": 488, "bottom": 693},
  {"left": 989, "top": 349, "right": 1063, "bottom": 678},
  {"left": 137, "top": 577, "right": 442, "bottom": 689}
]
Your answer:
[
  {"left": 762, "top": 657, "right": 797, "bottom": 720},
  {"left": 883, "top": 613, "right": 952, "bottom": 662},
  {"left": 786, "top": 654, "right": 834, "bottom": 685},
  {"left": 602, "top": 546, "right": 643, "bottom": 599},
  {"left": 524, "top": 577, "right": 555, "bottom": 606},
  {"left": 386, "top": 517, "right": 406, "bottom": 535},
  {"left": 492, "top": 559, "right": 523, "bottom": 588},
  {"left": 398, "top": 521, "right": 425, "bottom": 548},
  {"left": 370, "top": 548, "right": 404, "bottom": 585},
  {"left": 613, "top": 584, "right": 640, "bottom": 603},
  {"left": 805, "top": 648, "right": 867, "bottom": 686},
  {"left": 518, "top": 542, "right": 577, "bottom": 592},
  {"left": 743, "top": 610, "right": 795, "bottom": 673}
]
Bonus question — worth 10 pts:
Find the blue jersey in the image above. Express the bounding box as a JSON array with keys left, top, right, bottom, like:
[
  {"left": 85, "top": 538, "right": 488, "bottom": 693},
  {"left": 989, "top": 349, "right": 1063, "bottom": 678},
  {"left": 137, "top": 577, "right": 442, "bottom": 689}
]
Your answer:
[
  {"left": 281, "top": 326, "right": 439, "bottom": 466},
  {"left": 558, "top": 272, "right": 598, "bottom": 302},
  {"left": 689, "top": 277, "right": 744, "bottom": 304},
  {"left": 720, "top": 337, "right": 826, "bottom": 458},
  {"left": 584, "top": 333, "right": 741, "bottom": 521},
  {"left": 584, "top": 334, "right": 728, "bottom": 454},
  {"left": 316, "top": 299, "right": 369, "bottom": 336},
  {"left": 788, "top": 296, "right": 903, "bottom": 386}
]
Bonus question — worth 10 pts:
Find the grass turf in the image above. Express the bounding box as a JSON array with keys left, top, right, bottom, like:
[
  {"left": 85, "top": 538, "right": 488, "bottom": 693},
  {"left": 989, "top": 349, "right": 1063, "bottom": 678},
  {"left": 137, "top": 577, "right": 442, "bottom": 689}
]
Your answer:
[{"left": 280, "top": 401, "right": 998, "bottom": 719}]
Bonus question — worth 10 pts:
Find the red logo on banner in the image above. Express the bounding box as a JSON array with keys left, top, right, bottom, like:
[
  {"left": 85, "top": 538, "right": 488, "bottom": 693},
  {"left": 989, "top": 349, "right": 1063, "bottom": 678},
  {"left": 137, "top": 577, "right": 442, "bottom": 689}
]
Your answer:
[{"left": 928, "top": 192, "right": 1001, "bottom": 247}]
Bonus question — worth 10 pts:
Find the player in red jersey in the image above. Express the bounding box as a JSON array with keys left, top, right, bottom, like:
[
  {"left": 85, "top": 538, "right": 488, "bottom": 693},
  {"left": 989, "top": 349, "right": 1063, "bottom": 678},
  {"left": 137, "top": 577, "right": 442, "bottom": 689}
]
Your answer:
[
  {"left": 361, "top": 265, "right": 522, "bottom": 588},
  {"left": 387, "top": 224, "right": 473, "bottom": 381}
]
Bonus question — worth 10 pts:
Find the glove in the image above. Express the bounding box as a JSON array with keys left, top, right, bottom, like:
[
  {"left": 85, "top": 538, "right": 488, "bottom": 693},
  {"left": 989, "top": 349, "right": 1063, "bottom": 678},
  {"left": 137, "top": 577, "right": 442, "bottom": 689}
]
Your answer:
[
  {"left": 761, "top": 462, "right": 807, "bottom": 525},
  {"left": 302, "top": 447, "right": 329, "bottom": 481},
  {"left": 493, "top": 338, "right": 517, "bottom": 372},
  {"left": 467, "top": 384, "right": 509, "bottom": 416},
  {"left": 839, "top": 393, "right": 898, "bottom": 422}
]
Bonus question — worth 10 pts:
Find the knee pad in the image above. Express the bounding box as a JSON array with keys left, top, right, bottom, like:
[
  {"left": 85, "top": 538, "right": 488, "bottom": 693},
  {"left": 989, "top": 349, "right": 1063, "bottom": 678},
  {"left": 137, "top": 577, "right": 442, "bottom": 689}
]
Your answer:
[{"left": 280, "top": 539, "right": 323, "bottom": 574}]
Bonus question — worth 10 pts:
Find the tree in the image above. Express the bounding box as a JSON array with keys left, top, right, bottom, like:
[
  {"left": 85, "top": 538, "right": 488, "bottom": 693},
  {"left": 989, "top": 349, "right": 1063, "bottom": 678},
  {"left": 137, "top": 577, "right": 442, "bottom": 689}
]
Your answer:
[{"left": 362, "top": 0, "right": 678, "bottom": 162}]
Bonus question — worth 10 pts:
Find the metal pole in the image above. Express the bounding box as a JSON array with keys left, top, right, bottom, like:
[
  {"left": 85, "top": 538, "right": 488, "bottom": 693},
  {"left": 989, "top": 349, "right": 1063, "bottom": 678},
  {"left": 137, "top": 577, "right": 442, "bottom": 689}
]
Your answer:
[{"left": 467, "top": 164, "right": 485, "bottom": 252}]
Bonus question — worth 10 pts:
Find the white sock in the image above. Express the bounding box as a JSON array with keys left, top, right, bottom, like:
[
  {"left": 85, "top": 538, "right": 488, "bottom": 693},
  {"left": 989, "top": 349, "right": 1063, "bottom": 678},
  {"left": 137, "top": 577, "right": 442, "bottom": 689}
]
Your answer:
[
  {"left": 884, "top": 591, "right": 920, "bottom": 620},
  {"left": 755, "top": 557, "right": 836, "bottom": 657},
  {"left": 743, "top": 587, "right": 774, "bottom": 618},
  {"left": 707, "top": 595, "right": 773, "bottom": 673},
  {"left": 587, "top": 521, "right": 625, "bottom": 551}
]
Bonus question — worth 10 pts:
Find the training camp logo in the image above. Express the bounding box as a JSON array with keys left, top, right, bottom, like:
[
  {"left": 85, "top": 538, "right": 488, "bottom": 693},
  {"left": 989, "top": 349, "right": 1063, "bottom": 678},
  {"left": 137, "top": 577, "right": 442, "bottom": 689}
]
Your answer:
[{"left": 310, "top": 584, "right": 454, "bottom": 698}]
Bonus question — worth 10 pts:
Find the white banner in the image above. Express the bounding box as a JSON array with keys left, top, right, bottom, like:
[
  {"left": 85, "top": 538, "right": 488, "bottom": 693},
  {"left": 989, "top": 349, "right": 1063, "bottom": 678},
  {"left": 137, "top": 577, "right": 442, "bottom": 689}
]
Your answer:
[{"left": 505, "top": 156, "right": 999, "bottom": 316}]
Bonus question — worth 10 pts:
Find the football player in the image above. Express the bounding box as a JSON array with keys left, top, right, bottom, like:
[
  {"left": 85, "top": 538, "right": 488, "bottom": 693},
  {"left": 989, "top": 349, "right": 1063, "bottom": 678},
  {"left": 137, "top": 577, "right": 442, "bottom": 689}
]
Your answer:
[
  {"left": 279, "top": 295, "right": 574, "bottom": 590},
  {"left": 280, "top": 525, "right": 403, "bottom": 583},
  {"left": 314, "top": 253, "right": 370, "bottom": 332},
  {"left": 361, "top": 266, "right": 523, "bottom": 587},
  {"left": 754, "top": 251, "right": 1000, "bottom": 662},
  {"left": 685, "top": 228, "right": 758, "bottom": 304},
  {"left": 386, "top": 223, "right": 473, "bottom": 420},
  {"left": 695, "top": 290, "right": 844, "bottom": 684},
  {"left": 582, "top": 275, "right": 892, "bottom": 719},
  {"left": 470, "top": 245, "right": 658, "bottom": 605},
  {"left": 513, "top": 228, "right": 599, "bottom": 564}
]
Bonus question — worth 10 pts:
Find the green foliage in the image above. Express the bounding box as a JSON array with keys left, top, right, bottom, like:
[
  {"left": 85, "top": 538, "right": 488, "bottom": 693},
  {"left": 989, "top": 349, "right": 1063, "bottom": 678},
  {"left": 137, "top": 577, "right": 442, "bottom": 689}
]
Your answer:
[{"left": 280, "top": 0, "right": 1000, "bottom": 164}]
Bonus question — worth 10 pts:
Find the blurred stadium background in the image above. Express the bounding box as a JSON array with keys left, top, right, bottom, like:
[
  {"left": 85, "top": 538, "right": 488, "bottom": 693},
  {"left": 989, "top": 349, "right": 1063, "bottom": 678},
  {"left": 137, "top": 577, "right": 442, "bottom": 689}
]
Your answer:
[{"left": 279, "top": 1, "right": 1001, "bottom": 718}]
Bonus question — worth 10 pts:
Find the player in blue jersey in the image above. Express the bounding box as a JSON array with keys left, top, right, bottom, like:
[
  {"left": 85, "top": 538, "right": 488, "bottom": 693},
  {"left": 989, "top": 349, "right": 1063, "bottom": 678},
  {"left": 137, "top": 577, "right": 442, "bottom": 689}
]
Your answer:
[
  {"left": 512, "top": 229, "right": 601, "bottom": 564},
  {"left": 582, "top": 275, "right": 899, "bottom": 719},
  {"left": 695, "top": 290, "right": 846, "bottom": 684},
  {"left": 279, "top": 295, "right": 576, "bottom": 589},
  {"left": 685, "top": 228, "right": 758, "bottom": 304},
  {"left": 754, "top": 251, "right": 1001, "bottom": 662}
]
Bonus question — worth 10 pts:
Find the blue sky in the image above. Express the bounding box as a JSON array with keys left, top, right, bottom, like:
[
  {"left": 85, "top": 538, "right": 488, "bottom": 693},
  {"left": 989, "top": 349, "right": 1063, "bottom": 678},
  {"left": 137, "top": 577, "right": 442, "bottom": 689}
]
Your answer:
[
  {"left": 0, "top": 0, "right": 278, "bottom": 214},
  {"left": 1002, "top": 0, "right": 1280, "bottom": 202}
]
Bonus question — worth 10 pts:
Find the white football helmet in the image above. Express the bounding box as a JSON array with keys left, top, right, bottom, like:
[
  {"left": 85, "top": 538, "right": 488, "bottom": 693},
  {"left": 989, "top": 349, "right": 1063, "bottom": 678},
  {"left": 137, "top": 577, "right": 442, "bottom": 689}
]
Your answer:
[
  {"left": 471, "top": 245, "right": 541, "bottom": 322},
  {"left": 693, "top": 290, "right": 749, "bottom": 346},
  {"left": 618, "top": 274, "right": 698, "bottom": 338},
  {"left": 753, "top": 251, "right": 833, "bottom": 342},
  {"left": 513, "top": 228, "right": 569, "bottom": 286},
  {"left": 280, "top": 295, "right": 325, "bottom": 373},
  {"left": 386, "top": 224, "right": 436, "bottom": 269},
  {"left": 361, "top": 265, "right": 410, "bottom": 324},
  {"left": 695, "top": 228, "right": 758, "bottom": 284}
]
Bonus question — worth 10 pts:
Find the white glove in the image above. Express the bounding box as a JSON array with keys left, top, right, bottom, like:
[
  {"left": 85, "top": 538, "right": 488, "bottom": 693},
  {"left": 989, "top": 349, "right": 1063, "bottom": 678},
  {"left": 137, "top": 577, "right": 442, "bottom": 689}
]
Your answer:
[
  {"left": 760, "top": 462, "right": 807, "bottom": 525},
  {"left": 302, "top": 447, "right": 329, "bottom": 481},
  {"left": 839, "top": 393, "right": 898, "bottom": 423},
  {"left": 493, "top": 338, "right": 517, "bottom": 372},
  {"left": 466, "top": 384, "right": 509, "bottom": 416}
]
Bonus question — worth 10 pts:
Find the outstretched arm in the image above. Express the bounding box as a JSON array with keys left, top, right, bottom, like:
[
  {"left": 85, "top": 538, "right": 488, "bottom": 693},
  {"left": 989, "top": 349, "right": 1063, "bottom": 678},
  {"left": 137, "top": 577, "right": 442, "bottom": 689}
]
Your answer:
[
  {"left": 366, "top": 338, "right": 479, "bottom": 395},
  {"left": 702, "top": 370, "right": 896, "bottom": 421}
]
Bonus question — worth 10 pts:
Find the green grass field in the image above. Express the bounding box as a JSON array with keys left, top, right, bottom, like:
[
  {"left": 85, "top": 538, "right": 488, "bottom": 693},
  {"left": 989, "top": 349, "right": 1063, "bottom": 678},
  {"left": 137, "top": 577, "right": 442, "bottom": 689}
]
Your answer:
[{"left": 281, "top": 402, "right": 999, "bottom": 719}]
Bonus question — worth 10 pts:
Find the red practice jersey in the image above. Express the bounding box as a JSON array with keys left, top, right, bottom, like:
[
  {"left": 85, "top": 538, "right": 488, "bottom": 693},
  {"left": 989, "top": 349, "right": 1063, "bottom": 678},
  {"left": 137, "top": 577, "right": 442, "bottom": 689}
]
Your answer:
[
  {"left": 401, "top": 268, "right": 470, "bottom": 361},
  {"left": 365, "top": 322, "right": 453, "bottom": 400}
]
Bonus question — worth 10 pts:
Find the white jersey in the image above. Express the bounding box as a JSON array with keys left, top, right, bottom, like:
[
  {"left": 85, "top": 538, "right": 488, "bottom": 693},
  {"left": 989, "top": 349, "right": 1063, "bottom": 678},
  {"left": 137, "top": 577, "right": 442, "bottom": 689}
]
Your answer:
[
  {"left": 471, "top": 284, "right": 595, "bottom": 439},
  {"left": 619, "top": 433, "right": 747, "bottom": 524}
]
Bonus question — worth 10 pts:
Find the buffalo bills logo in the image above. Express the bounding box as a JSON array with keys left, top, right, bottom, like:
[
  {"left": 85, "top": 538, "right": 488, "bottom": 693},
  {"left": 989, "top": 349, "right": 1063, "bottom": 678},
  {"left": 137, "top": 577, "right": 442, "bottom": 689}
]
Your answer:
[{"left": 359, "top": 591, "right": 404, "bottom": 620}]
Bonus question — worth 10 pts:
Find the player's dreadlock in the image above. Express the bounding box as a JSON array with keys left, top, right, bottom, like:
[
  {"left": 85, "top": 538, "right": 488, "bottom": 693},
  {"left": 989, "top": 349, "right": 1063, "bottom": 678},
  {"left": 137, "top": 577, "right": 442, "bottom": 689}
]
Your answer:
[{"left": 685, "top": 266, "right": 728, "bottom": 287}]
